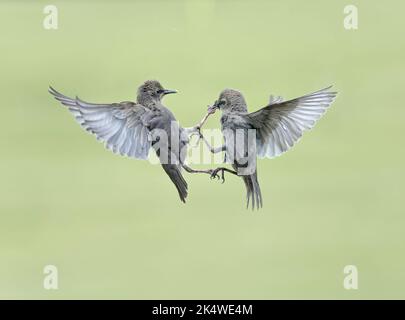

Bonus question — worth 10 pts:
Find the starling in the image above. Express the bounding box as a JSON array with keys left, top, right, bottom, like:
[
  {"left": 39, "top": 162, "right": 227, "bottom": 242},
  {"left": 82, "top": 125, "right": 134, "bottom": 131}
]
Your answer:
[
  {"left": 199, "top": 86, "right": 337, "bottom": 209},
  {"left": 49, "top": 80, "right": 213, "bottom": 203}
]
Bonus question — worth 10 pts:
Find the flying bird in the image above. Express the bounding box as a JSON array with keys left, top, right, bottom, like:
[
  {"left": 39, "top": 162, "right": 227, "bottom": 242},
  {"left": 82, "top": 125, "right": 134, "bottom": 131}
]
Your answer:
[
  {"left": 199, "top": 86, "right": 338, "bottom": 209},
  {"left": 49, "top": 80, "right": 212, "bottom": 203}
]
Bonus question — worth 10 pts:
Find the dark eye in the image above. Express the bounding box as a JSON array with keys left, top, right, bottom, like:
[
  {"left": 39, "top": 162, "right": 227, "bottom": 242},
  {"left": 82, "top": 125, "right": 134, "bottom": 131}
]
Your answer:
[
  {"left": 219, "top": 99, "right": 226, "bottom": 106},
  {"left": 157, "top": 89, "right": 164, "bottom": 94}
]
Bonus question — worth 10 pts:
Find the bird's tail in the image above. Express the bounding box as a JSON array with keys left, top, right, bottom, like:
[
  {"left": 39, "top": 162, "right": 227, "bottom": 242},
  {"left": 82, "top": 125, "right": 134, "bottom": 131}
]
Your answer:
[
  {"left": 161, "top": 164, "right": 188, "bottom": 203},
  {"left": 242, "top": 171, "right": 263, "bottom": 210}
]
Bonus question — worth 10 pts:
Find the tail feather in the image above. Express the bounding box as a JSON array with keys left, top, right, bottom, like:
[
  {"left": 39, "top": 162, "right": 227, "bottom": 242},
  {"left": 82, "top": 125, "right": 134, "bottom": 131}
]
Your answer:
[
  {"left": 243, "top": 177, "right": 252, "bottom": 208},
  {"left": 242, "top": 172, "right": 262, "bottom": 210},
  {"left": 162, "top": 164, "right": 188, "bottom": 203}
]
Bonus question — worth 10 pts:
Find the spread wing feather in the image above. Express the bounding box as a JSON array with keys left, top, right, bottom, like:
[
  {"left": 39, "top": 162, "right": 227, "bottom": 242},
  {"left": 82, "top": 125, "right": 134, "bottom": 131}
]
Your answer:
[
  {"left": 245, "top": 86, "right": 337, "bottom": 158},
  {"left": 49, "top": 86, "right": 152, "bottom": 159}
]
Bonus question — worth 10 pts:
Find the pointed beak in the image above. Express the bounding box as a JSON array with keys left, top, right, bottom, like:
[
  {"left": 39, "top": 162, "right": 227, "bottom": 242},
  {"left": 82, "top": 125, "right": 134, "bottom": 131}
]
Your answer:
[{"left": 162, "top": 89, "right": 177, "bottom": 95}]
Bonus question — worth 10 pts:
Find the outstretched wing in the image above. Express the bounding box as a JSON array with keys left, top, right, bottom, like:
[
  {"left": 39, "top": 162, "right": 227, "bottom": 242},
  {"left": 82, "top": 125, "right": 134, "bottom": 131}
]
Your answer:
[
  {"left": 245, "top": 86, "right": 337, "bottom": 158},
  {"left": 49, "top": 86, "right": 153, "bottom": 159}
]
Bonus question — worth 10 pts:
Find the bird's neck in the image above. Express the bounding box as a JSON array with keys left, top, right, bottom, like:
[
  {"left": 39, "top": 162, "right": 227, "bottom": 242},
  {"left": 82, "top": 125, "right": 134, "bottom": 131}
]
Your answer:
[
  {"left": 137, "top": 95, "right": 161, "bottom": 109},
  {"left": 223, "top": 105, "right": 247, "bottom": 115},
  {"left": 231, "top": 104, "right": 248, "bottom": 113}
]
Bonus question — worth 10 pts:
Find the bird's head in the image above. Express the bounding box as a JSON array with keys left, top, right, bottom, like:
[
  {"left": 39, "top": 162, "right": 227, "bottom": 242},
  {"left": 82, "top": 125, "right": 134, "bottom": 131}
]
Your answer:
[
  {"left": 208, "top": 88, "right": 247, "bottom": 114},
  {"left": 137, "top": 80, "right": 177, "bottom": 105}
]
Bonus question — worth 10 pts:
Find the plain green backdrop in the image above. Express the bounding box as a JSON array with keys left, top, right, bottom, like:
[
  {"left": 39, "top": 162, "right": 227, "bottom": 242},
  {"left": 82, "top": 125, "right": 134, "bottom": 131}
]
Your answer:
[{"left": 0, "top": 0, "right": 404, "bottom": 299}]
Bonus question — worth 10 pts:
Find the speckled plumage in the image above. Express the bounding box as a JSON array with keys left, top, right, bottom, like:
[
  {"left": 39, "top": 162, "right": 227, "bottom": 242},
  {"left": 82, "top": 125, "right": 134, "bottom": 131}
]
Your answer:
[
  {"left": 211, "top": 86, "right": 338, "bottom": 209},
  {"left": 49, "top": 80, "right": 189, "bottom": 203}
]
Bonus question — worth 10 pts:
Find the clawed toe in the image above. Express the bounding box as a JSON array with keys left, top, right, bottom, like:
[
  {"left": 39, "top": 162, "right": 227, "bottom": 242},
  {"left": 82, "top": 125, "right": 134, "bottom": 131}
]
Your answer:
[
  {"left": 210, "top": 168, "right": 226, "bottom": 183},
  {"left": 210, "top": 171, "right": 220, "bottom": 180},
  {"left": 190, "top": 129, "right": 203, "bottom": 148}
]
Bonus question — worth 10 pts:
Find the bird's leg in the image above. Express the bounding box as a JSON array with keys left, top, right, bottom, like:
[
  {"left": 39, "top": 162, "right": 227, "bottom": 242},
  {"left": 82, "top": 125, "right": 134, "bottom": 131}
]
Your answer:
[
  {"left": 200, "top": 133, "right": 226, "bottom": 154},
  {"left": 185, "top": 112, "right": 210, "bottom": 147},
  {"left": 210, "top": 167, "right": 238, "bottom": 184},
  {"left": 185, "top": 129, "right": 202, "bottom": 148},
  {"left": 195, "top": 109, "right": 214, "bottom": 131},
  {"left": 184, "top": 126, "right": 199, "bottom": 140},
  {"left": 182, "top": 164, "right": 220, "bottom": 179},
  {"left": 185, "top": 111, "right": 212, "bottom": 137},
  {"left": 186, "top": 108, "right": 216, "bottom": 146}
]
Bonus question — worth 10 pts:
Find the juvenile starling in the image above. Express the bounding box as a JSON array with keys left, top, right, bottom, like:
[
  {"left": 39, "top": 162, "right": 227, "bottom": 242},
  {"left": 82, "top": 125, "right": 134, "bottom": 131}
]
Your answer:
[
  {"left": 49, "top": 80, "right": 212, "bottom": 203},
  {"left": 199, "top": 86, "right": 338, "bottom": 209}
]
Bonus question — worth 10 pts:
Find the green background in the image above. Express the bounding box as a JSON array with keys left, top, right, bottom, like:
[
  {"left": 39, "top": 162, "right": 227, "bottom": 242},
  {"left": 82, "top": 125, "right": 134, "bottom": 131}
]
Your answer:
[{"left": 1, "top": 0, "right": 404, "bottom": 299}]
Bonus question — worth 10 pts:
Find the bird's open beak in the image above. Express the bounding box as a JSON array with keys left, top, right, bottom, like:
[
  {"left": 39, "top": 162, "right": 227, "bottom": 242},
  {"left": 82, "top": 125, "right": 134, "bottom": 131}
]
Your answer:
[{"left": 162, "top": 89, "right": 177, "bottom": 95}]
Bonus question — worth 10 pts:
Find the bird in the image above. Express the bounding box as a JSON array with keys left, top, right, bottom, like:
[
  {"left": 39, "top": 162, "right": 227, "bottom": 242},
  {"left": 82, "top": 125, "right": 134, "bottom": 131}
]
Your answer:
[
  {"left": 49, "top": 80, "right": 213, "bottom": 203},
  {"left": 198, "top": 86, "right": 338, "bottom": 209}
]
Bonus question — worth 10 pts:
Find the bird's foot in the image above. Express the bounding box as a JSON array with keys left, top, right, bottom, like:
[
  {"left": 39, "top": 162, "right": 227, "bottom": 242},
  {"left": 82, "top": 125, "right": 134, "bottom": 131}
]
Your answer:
[
  {"left": 210, "top": 167, "right": 226, "bottom": 183},
  {"left": 208, "top": 169, "right": 220, "bottom": 180},
  {"left": 189, "top": 126, "right": 203, "bottom": 148}
]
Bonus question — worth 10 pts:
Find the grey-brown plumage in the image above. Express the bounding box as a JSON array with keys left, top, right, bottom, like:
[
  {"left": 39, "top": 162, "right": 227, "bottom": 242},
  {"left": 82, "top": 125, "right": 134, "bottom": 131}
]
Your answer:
[
  {"left": 49, "top": 80, "right": 197, "bottom": 203},
  {"left": 202, "top": 86, "right": 338, "bottom": 209}
]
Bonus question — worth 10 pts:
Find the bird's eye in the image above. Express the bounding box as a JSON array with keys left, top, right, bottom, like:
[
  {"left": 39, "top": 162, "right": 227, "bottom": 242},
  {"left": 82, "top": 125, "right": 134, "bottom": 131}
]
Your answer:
[
  {"left": 219, "top": 99, "right": 226, "bottom": 106},
  {"left": 157, "top": 89, "right": 164, "bottom": 94}
]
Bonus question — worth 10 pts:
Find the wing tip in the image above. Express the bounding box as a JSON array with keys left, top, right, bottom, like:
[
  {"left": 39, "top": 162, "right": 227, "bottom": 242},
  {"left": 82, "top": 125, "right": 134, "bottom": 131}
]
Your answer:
[
  {"left": 48, "top": 85, "right": 79, "bottom": 109},
  {"left": 48, "top": 85, "right": 59, "bottom": 97},
  {"left": 48, "top": 85, "right": 70, "bottom": 99},
  {"left": 322, "top": 85, "right": 338, "bottom": 96},
  {"left": 318, "top": 85, "right": 337, "bottom": 93}
]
